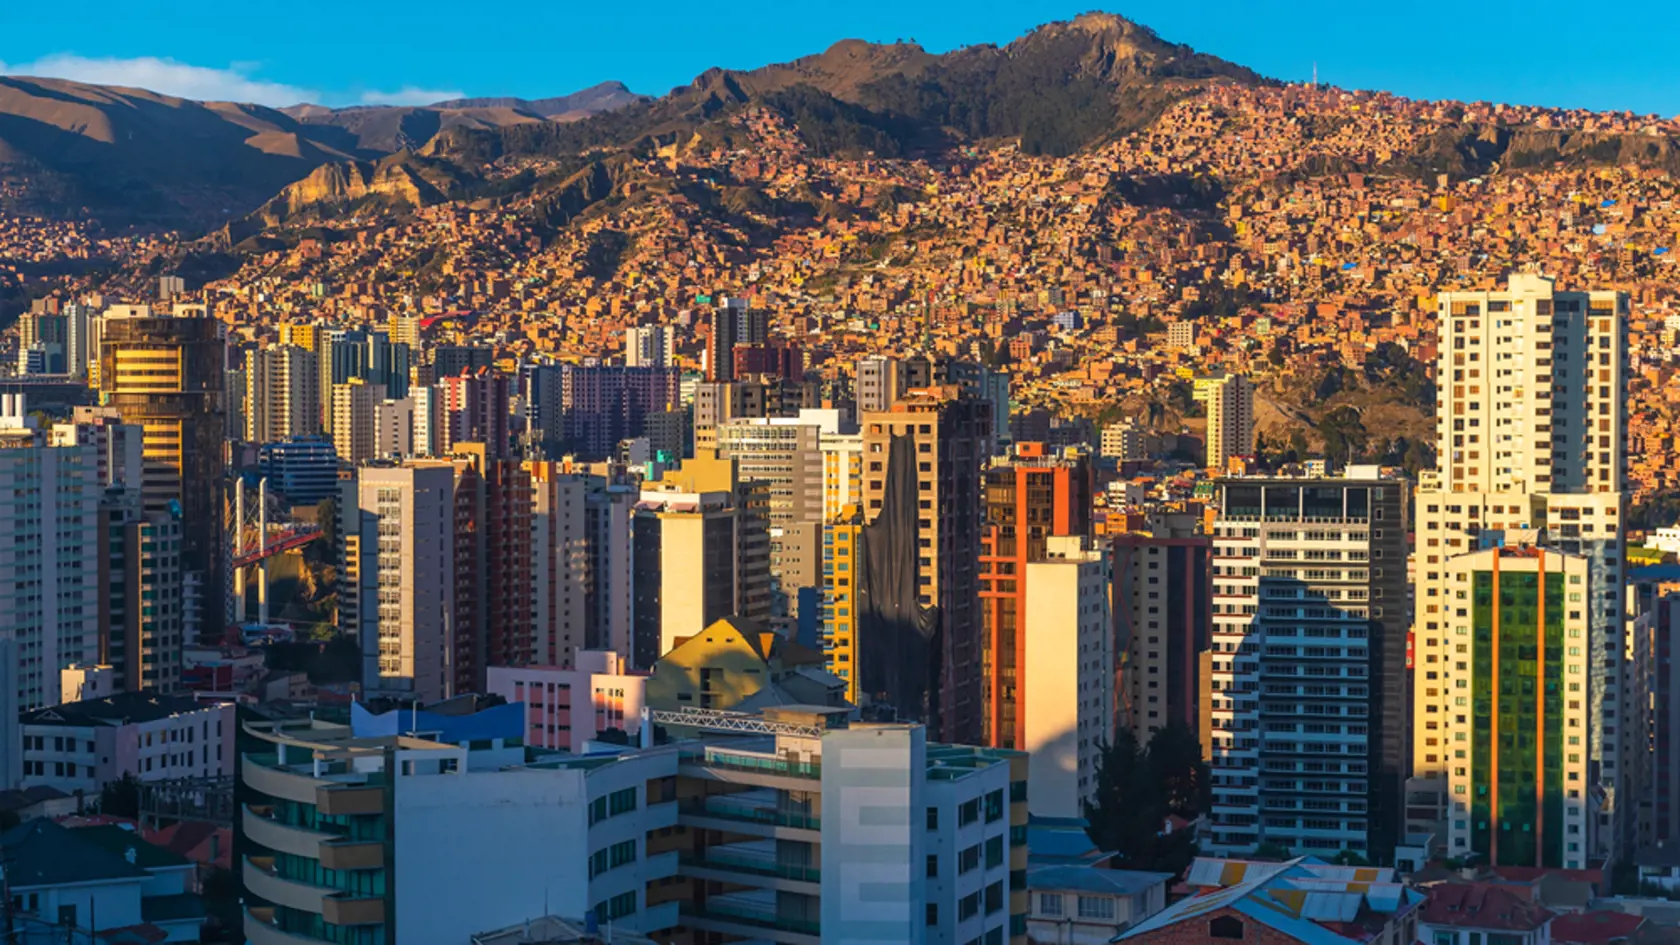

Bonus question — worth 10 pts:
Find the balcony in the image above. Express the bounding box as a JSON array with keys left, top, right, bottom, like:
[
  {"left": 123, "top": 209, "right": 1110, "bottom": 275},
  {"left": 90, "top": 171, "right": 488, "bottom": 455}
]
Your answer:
[
  {"left": 680, "top": 850, "right": 821, "bottom": 895},
  {"left": 243, "top": 805, "right": 334, "bottom": 860},
  {"left": 243, "top": 856, "right": 328, "bottom": 915},
  {"left": 683, "top": 748, "right": 821, "bottom": 781},
  {"left": 679, "top": 799, "right": 821, "bottom": 839},
  {"left": 242, "top": 754, "right": 327, "bottom": 805},
  {"left": 244, "top": 907, "right": 329, "bottom": 945},
  {"left": 679, "top": 902, "right": 820, "bottom": 945},
  {"left": 322, "top": 895, "right": 385, "bottom": 926},
  {"left": 317, "top": 784, "right": 384, "bottom": 816},
  {"left": 320, "top": 839, "right": 384, "bottom": 871}
]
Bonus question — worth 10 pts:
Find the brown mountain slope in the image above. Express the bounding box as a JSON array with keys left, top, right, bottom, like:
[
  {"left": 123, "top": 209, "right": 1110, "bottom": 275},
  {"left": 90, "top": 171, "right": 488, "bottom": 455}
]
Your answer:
[{"left": 0, "top": 75, "right": 369, "bottom": 223}]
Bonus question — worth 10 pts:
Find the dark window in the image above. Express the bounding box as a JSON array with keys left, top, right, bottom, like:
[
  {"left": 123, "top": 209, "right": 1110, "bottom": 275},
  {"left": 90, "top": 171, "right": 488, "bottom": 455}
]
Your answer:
[{"left": 1211, "top": 916, "right": 1245, "bottom": 939}]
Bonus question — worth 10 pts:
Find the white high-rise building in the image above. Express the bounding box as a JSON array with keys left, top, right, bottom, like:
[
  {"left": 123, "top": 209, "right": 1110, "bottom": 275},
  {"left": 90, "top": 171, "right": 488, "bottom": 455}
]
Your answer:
[
  {"left": 341, "top": 464, "right": 456, "bottom": 702},
  {"left": 624, "top": 325, "right": 676, "bottom": 368},
  {"left": 0, "top": 417, "right": 102, "bottom": 787},
  {"left": 331, "top": 379, "right": 380, "bottom": 465},
  {"left": 1411, "top": 274, "right": 1629, "bottom": 863},
  {"left": 245, "top": 344, "right": 320, "bottom": 443},
  {"left": 1205, "top": 474, "right": 1409, "bottom": 859}
]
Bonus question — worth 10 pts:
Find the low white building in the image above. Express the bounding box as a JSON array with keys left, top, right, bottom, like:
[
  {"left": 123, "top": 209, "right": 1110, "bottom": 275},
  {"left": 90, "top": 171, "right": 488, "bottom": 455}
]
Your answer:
[{"left": 19, "top": 691, "right": 235, "bottom": 796}]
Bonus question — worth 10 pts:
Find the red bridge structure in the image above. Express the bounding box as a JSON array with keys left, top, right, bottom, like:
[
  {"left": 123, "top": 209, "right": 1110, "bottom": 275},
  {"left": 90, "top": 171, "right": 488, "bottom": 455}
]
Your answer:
[{"left": 229, "top": 478, "right": 324, "bottom": 625}]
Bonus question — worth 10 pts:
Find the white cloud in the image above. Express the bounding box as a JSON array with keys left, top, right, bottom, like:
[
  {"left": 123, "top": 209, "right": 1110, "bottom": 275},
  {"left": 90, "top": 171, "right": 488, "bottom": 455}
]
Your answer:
[
  {"left": 358, "top": 86, "right": 465, "bottom": 107},
  {"left": 0, "top": 54, "right": 466, "bottom": 109},
  {"left": 0, "top": 53, "right": 320, "bottom": 106}
]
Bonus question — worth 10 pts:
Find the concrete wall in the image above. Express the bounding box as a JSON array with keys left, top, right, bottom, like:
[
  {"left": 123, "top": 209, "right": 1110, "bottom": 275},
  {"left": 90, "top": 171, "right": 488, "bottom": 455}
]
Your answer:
[{"left": 820, "top": 725, "right": 927, "bottom": 945}]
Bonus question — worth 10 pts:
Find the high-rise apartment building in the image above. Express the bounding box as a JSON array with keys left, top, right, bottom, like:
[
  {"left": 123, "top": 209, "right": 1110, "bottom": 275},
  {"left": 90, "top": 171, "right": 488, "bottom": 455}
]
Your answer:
[
  {"left": 449, "top": 444, "right": 535, "bottom": 690},
  {"left": 861, "top": 387, "right": 990, "bottom": 744},
  {"left": 1633, "top": 590, "right": 1680, "bottom": 849},
  {"left": 1196, "top": 373, "right": 1255, "bottom": 471},
  {"left": 978, "top": 443, "right": 1093, "bottom": 748},
  {"left": 340, "top": 463, "right": 456, "bottom": 702},
  {"left": 717, "top": 419, "right": 826, "bottom": 635},
  {"left": 527, "top": 463, "right": 591, "bottom": 667},
  {"left": 558, "top": 365, "right": 681, "bottom": 459},
  {"left": 1439, "top": 546, "right": 1593, "bottom": 869},
  {"left": 439, "top": 369, "right": 511, "bottom": 459},
  {"left": 1111, "top": 510, "right": 1212, "bottom": 742},
  {"left": 1020, "top": 536, "right": 1113, "bottom": 819},
  {"left": 705, "top": 298, "right": 767, "bottom": 382},
  {"left": 630, "top": 453, "right": 770, "bottom": 668},
  {"left": 625, "top": 325, "right": 676, "bottom": 368},
  {"left": 1411, "top": 274, "right": 1629, "bottom": 863},
  {"left": 1205, "top": 475, "right": 1408, "bottom": 860},
  {"left": 97, "top": 310, "right": 227, "bottom": 638},
  {"left": 330, "top": 379, "right": 380, "bottom": 465},
  {"left": 0, "top": 421, "right": 100, "bottom": 716},
  {"left": 244, "top": 344, "right": 320, "bottom": 443}
]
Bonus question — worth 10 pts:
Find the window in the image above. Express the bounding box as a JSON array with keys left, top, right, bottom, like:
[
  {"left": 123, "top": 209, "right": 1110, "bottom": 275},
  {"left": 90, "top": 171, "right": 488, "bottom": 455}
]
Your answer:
[
  {"left": 960, "top": 843, "right": 981, "bottom": 874},
  {"left": 959, "top": 798, "right": 981, "bottom": 826},
  {"left": 1039, "top": 893, "right": 1063, "bottom": 916},
  {"left": 1078, "top": 896, "right": 1116, "bottom": 920},
  {"left": 960, "top": 892, "right": 981, "bottom": 921},
  {"left": 927, "top": 855, "right": 938, "bottom": 877},
  {"left": 927, "top": 807, "right": 938, "bottom": 830},
  {"left": 1434, "top": 934, "right": 1457, "bottom": 945},
  {"left": 985, "top": 789, "right": 1005, "bottom": 823},
  {"left": 985, "top": 881, "right": 1003, "bottom": 914},
  {"left": 1211, "top": 916, "right": 1245, "bottom": 939},
  {"left": 926, "top": 904, "right": 938, "bottom": 926},
  {"left": 986, "top": 835, "right": 1004, "bottom": 869}
]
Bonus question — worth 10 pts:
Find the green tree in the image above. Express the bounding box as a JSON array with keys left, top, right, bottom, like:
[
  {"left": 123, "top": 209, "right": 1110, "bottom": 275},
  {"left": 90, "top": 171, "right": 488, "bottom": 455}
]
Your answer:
[
  {"left": 1332, "top": 849, "right": 1371, "bottom": 867},
  {"left": 98, "top": 773, "right": 142, "bottom": 819},
  {"left": 1252, "top": 841, "right": 1292, "bottom": 861},
  {"left": 1084, "top": 724, "right": 1211, "bottom": 877},
  {"left": 1148, "top": 723, "right": 1211, "bottom": 818}
]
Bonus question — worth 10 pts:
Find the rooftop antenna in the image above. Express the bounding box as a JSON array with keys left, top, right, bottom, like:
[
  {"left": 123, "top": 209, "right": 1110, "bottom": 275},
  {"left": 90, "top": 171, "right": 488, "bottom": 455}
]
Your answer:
[{"left": 1311, "top": 62, "right": 1318, "bottom": 90}]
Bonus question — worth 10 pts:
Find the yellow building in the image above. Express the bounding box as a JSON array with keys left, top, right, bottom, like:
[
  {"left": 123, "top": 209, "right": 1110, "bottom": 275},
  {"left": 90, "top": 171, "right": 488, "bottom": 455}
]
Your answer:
[{"left": 822, "top": 507, "right": 864, "bottom": 702}]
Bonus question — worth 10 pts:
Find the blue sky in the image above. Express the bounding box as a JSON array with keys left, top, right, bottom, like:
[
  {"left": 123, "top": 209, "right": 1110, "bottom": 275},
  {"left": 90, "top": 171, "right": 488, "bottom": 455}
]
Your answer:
[{"left": 2, "top": 1, "right": 1675, "bottom": 113}]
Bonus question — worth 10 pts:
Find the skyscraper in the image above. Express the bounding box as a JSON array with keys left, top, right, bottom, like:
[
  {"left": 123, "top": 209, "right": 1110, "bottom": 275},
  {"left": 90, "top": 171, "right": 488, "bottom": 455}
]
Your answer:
[
  {"left": 1197, "top": 373, "right": 1255, "bottom": 471},
  {"left": 341, "top": 463, "right": 456, "bottom": 702},
  {"left": 630, "top": 453, "right": 769, "bottom": 668},
  {"left": 624, "top": 325, "right": 676, "bottom": 368},
  {"left": 978, "top": 442, "right": 1093, "bottom": 748},
  {"left": 330, "top": 379, "right": 380, "bottom": 465},
  {"left": 557, "top": 365, "right": 680, "bottom": 459},
  {"left": 97, "top": 311, "right": 227, "bottom": 638},
  {"left": 439, "top": 369, "right": 511, "bottom": 459},
  {"left": 1206, "top": 474, "right": 1408, "bottom": 860},
  {"left": 1442, "top": 545, "right": 1593, "bottom": 869},
  {"left": 717, "top": 419, "right": 827, "bottom": 636},
  {"left": 860, "top": 386, "right": 991, "bottom": 744},
  {"left": 1411, "top": 274, "right": 1629, "bottom": 862},
  {"left": 1111, "top": 510, "right": 1212, "bottom": 742},
  {"left": 245, "top": 344, "right": 320, "bottom": 443}
]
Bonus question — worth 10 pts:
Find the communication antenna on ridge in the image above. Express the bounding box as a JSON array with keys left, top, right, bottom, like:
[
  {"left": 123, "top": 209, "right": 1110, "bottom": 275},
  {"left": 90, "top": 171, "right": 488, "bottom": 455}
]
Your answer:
[{"left": 1312, "top": 62, "right": 1318, "bottom": 89}]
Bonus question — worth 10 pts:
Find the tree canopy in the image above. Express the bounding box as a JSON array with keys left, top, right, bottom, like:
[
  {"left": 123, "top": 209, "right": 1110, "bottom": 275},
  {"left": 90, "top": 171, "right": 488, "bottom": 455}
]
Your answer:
[{"left": 1083, "top": 723, "right": 1210, "bottom": 876}]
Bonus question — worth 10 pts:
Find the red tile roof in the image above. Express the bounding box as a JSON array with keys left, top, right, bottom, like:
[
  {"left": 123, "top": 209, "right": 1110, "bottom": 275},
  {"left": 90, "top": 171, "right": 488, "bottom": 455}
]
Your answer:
[
  {"left": 1420, "top": 883, "right": 1556, "bottom": 932},
  {"left": 1551, "top": 911, "right": 1646, "bottom": 945}
]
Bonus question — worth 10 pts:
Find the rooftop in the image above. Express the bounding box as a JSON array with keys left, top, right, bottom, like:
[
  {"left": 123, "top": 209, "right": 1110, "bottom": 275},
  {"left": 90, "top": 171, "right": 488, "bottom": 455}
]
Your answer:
[
  {"left": 21, "top": 691, "right": 227, "bottom": 728},
  {"left": 1419, "top": 883, "right": 1556, "bottom": 932}
]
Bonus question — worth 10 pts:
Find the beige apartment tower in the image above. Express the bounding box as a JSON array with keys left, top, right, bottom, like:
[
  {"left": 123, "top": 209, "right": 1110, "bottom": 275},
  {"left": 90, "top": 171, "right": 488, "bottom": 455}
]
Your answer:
[
  {"left": 1197, "top": 373, "right": 1255, "bottom": 471},
  {"left": 1411, "top": 274, "right": 1629, "bottom": 864}
]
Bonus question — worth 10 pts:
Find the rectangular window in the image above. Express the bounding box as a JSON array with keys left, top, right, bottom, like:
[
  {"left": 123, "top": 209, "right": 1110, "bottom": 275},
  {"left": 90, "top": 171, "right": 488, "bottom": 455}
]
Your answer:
[
  {"left": 985, "top": 835, "right": 1004, "bottom": 869},
  {"left": 960, "top": 844, "right": 981, "bottom": 874},
  {"left": 1078, "top": 896, "right": 1116, "bottom": 919},
  {"left": 985, "top": 789, "right": 1005, "bottom": 823},
  {"left": 1039, "top": 893, "right": 1063, "bottom": 916}
]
